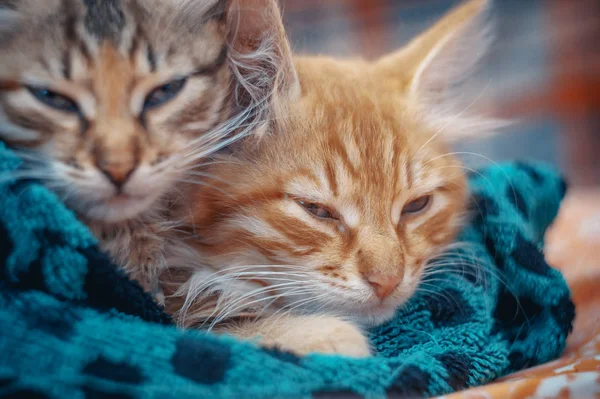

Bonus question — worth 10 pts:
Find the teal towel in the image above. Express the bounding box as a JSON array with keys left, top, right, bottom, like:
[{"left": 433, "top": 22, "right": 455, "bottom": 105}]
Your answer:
[{"left": 0, "top": 141, "right": 574, "bottom": 399}]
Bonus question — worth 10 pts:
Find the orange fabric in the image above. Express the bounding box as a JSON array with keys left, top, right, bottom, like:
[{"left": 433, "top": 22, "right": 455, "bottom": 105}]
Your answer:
[{"left": 438, "top": 190, "right": 600, "bottom": 399}]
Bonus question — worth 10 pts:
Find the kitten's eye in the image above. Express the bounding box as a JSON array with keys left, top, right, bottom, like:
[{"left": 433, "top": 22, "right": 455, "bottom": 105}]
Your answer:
[
  {"left": 402, "top": 195, "right": 432, "bottom": 215},
  {"left": 297, "top": 200, "right": 336, "bottom": 219},
  {"left": 26, "top": 87, "right": 79, "bottom": 113},
  {"left": 144, "top": 78, "right": 187, "bottom": 110}
]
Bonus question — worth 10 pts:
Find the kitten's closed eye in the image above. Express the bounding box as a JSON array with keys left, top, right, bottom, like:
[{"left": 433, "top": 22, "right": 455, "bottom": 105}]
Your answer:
[
  {"left": 26, "top": 87, "right": 79, "bottom": 113},
  {"left": 144, "top": 78, "right": 188, "bottom": 110},
  {"left": 297, "top": 200, "right": 337, "bottom": 220},
  {"left": 402, "top": 195, "right": 432, "bottom": 215}
]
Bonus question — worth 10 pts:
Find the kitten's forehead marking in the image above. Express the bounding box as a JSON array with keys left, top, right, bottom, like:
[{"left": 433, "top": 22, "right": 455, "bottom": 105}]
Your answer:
[
  {"left": 391, "top": 198, "right": 403, "bottom": 226},
  {"left": 316, "top": 166, "right": 331, "bottom": 194},
  {"left": 339, "top": 203, "right": 360, "bottom": 228},
  {"left": 286, "top": 176, "right": 325, "bottom": 202},
  {"left": 343, "top": 136, "right": 361, "bottom": 171},
  {"left": 82, "top": 0, "right": 126, "bottom": 43}
]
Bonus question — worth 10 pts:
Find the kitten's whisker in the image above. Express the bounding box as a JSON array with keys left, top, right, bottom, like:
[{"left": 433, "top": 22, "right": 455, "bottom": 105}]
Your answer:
[
  {"left": 185, "top": 170, "right": 230, "bottom": 183},
  {"left": 426, "top": 152, "right": 522, "bottom": 261},
  {"left": 416, "top": 285, "right": 464, "bottom": 310},
  {"left": 176, "top": 264, "right": 314, "bottom": 283},
  {"left": 212, "top": 286, "right": 319, "bottom": 324},
  {"left": 171, "top": 95, "right": 278, "bottom": 170},
  {"left": 207, "top": 287, "right": 319, "bottom": 330},
  {"left": 415, "top": 80, "right": 491, "bottom": 158},
  {"left": 261, "top": 293, "right": 332, "bottom": 336},
  {"left": 180, "top": 271, "right": 313, "bottom": 308},
  {"left": 424, "top": 254, "right": 523, "bottom": 317},
  {"left": 176, "top": 266, "right": 318, "bottom": 324},
  {"left": 171, "top": 178, "right": 233, "bottom": 196}
]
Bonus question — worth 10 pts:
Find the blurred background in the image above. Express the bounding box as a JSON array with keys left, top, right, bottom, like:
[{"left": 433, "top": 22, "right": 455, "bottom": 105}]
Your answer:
[{"left": 281, "top": 0, "right": 600, "bottom": 188}]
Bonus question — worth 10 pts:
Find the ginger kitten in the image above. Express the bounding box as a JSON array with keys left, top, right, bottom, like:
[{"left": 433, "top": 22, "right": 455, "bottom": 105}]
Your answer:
[
  {"left": 0, "top": 0, "right": 271, "bottom": 291},
  {"left": 164, "top": 0, "right": 500, "bottom": 356}
]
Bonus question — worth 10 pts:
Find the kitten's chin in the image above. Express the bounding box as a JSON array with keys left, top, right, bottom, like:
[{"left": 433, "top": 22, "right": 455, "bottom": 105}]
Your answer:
[
  {"left": 75, "top": 194, "right": 159, "bottom": 223},
  {"left": 351, "top": 304, "right": 399, "bottom": 327}
]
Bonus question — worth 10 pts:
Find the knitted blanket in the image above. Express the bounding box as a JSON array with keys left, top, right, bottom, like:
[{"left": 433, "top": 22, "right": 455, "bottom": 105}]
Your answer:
[{"left": 0, "top": 141, "right": 574, "bottom": 399}]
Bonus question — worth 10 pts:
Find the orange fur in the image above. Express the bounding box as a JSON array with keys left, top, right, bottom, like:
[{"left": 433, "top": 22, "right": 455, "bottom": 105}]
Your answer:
[{"left": 163, "top": 0, "right": 493, "bottom": 356}]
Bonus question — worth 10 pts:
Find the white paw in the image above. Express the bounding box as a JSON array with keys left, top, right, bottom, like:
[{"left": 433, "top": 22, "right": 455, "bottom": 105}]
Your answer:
[{"left": 262, "top": 315, "right": 372, "bottom": 357}]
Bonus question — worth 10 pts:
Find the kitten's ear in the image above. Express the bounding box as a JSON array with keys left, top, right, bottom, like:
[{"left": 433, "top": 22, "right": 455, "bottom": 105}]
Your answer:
[
  {"left": 375, "top": 0, "right": 506, "bottom": 140},
  {"left": 226, "top": 0, "right": 300, "bottom": 139}
]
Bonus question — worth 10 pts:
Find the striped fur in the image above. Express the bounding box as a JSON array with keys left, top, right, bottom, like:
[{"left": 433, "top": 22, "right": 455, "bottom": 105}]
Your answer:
[
  {"left": 0, "top": 0, "right": 270, "bottom": 291},
  {"left": 162, "top": 0, "right": 492, "bottom": 356}
]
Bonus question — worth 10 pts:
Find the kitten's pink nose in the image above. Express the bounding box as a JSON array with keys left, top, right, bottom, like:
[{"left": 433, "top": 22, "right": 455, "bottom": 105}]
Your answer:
[
  {"left": 97, "top": 161, "right": 137, "bottom": 190},
  {"left": 364, "top": 272, "right": 402, "bottom": 300}
]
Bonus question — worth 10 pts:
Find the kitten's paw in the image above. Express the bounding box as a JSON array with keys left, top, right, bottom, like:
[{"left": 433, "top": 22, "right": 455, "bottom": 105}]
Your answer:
[{"left": 262, "top": 315, "right": 371, "bottom": 357}]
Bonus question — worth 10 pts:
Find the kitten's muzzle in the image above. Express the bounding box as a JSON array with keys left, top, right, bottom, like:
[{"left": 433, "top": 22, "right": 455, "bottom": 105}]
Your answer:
[
  {"left": 97, "top": 160, "right": 136, "bottom": 190},
  {"left": 362, "top": 271, "right": 403, "bottom": 300}
]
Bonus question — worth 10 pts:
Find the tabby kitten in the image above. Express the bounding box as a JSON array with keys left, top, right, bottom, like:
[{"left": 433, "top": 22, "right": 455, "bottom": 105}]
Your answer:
[
  {"left": 0, "top": 0, "right": 266, "bottom": 291},
  {"left": 162, "top": 0, "right": 501, "bottom": 357}
]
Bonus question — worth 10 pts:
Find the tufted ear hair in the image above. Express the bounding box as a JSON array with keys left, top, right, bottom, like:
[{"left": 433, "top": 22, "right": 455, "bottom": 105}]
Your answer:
[
  {"left": 375, "top": 0, "right": 507, "bottom": 141},
  {"left": 226, "top": 0, "right": 299, "bottom": 139}
]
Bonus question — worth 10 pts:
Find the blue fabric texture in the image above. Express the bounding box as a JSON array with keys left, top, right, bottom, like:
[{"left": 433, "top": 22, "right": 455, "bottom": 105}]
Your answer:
[{"left": 0, "top": 141, "right": 574, "bottom": 398}]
